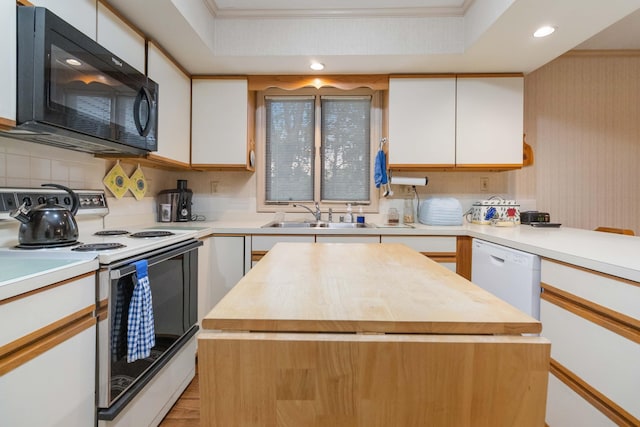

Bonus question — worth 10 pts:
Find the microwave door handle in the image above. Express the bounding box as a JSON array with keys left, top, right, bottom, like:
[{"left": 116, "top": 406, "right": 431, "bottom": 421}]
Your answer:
[
  {"left": 133, "top": 86, "right": 153, "bottom": 137},
  {"left": 109, "top": 240, "right": 203, "bottom": 280}
]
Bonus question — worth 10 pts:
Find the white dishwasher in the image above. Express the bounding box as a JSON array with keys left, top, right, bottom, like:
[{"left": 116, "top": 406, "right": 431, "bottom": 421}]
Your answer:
[{"left": 471, "top": 239, "right": 541, "bottom": 319}]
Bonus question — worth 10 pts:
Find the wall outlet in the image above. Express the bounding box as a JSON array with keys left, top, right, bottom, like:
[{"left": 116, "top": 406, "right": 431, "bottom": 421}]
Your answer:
[
  {"left": 480, "top": 177, "right": 489, "bottom": 192},
  {"left": 210, "top": 181, "right": 219, "bottom": 193}
]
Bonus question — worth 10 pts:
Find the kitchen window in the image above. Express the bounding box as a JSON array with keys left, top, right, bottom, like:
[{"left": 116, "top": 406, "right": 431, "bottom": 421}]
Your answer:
[{"left": 257, "top": 88, "right": 382, "bottom": 212}]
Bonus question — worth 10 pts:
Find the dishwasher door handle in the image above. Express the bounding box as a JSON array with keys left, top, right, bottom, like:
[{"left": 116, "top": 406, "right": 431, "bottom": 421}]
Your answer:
[{"left": 489, "top": 254, "right": 506, "bottom": 265}]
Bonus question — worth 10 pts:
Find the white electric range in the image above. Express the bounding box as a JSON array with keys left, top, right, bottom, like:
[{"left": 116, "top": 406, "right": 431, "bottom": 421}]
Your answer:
[{"left": 0, "top": 186, "right": 203, "bottom": 427}]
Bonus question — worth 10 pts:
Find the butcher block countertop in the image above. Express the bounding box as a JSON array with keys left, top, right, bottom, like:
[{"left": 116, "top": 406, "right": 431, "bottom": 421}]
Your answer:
[
  {"left": 199, "top": 242, "right": 550, "bottom": 427},
  {"left": 203, "top": 242, "right": 541, "bottom": 335}
]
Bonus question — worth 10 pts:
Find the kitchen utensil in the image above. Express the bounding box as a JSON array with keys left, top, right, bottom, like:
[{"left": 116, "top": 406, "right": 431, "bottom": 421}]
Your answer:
[{"left": 10, "top": 183, "right": 80, "bottom": 246}]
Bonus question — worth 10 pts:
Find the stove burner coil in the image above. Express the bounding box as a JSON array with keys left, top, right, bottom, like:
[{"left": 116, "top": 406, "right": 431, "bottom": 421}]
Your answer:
[
  {"left": 72, "top": 243, "right": 127, "bottom": 251},
  {"left": 94, "top": 230, "right": 130, "bottom": 236},
  {"left": 129, "top": 231, "right": 175, "bottom": 238},
  {"left": 15, "top": 241, "right": 81, "bottom": 249}
]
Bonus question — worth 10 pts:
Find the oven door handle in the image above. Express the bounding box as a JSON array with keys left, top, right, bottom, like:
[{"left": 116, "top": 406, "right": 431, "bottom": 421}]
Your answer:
[{"left": 109, "top": 239, "right": 203, "bottom": 280}]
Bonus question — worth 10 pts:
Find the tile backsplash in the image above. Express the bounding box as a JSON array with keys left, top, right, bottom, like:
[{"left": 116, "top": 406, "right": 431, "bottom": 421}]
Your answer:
[{"left": 0, "top": 136, "right": 526, "bottom": 226}]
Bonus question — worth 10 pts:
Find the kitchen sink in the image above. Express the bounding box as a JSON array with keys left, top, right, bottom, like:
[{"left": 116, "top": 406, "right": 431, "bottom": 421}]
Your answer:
[{"left": 262, "top": 221, "right": 373, "bottom": 229}]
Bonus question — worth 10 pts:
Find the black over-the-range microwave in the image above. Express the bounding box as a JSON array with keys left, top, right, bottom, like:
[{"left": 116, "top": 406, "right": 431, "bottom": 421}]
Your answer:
[{"left": 7, "top": 6, "right": 158, "bottom": 155}]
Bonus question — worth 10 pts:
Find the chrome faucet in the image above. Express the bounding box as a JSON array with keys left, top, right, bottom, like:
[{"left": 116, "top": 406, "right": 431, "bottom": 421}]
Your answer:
[{"left": 293, "top": 202, "right": 322, "bottom": 221}]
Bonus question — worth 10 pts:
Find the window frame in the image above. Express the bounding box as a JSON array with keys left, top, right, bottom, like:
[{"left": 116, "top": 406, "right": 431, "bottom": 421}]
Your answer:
[{"left": 256, "top": 87, "right": 382, "bottom": 214}]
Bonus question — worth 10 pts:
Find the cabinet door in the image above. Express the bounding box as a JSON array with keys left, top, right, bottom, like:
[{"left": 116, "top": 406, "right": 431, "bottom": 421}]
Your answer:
[
  {"left": 0, "top": 1, "right": 16, "bottom": 126},
  {"left": 30, "top": 0, "right": 97, "bottom": 40},
  {"left": 388, "top": 78, "right": 456, "bottom": 167},
  {"left": 455, "top": 77, "right": 523, "bottom": 167},
  {"left": 192, "top": 79, "right": 251, "bottom": 168},
  {"left": 97, "top": 2, "right": 145, "bottom": 73},
  {"left": 0, "top": 326, "right": 96, "bottom": 427},
  {"left": 147, "top": 42, "right": 191, "bottom": 166},
  {"left": 199, "top": 236, "right": 246, "bottom": 323}
]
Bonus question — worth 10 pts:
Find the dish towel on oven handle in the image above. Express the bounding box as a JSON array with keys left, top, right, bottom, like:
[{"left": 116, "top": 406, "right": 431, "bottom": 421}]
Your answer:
[{"left": 127, "top": 260, "right": 155, "bottom": 362}]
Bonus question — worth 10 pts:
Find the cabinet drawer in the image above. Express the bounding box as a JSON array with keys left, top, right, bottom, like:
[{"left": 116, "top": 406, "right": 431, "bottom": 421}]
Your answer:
[
  {"left": 251, "top": 235, "right": 315, "bottom": 252},
  {"left": 380, "top": 235, "right": 456, "bottom": 253},
  {"left": 541, "top": 259, "right": 640, "bottom": 320},
  {"left": 541, "top": 299, "right": 640, "bottom": 420},
  {"left": 0, "top": 273, "right": 95, "bottom": 347},
  {"left": 546, "top": 374, "right": 615, "bottom": 427}
]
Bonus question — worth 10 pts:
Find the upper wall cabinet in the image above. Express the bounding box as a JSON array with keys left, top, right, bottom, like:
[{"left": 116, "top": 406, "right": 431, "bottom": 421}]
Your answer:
[
  {"left": 388, "top": 75, "right": 524, "bottom": 171},
  {"left": 96, "top": 3, "right": 145, "bottom": 73},
  {"left": 455, "top": 76, "right": 524, "bottom": 168},
  {"left": 30, "top": 0, "right": 97, "bottom": 40},
  {"left": 191, "top": 78, "right": 255, "bottom": 171},
  {"left": 147, "top": 42, "right": 191, "bottom": 167},
  {"left": 388, "top": 77, "right": 456, "bottom": 167},
  {"left": 0, "top": 1, "right": 16, "bottom": 128}
]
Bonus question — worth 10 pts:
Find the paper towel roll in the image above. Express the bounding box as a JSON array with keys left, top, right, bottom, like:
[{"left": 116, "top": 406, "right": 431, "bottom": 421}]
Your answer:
[{"left": 390, "top": 176, "right": 429, "bottom": 186}]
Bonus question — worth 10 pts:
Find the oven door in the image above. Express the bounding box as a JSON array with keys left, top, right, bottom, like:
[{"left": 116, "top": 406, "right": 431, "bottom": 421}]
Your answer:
[{"left": 97, "top": 239, "right": 201, "bottom": 419}]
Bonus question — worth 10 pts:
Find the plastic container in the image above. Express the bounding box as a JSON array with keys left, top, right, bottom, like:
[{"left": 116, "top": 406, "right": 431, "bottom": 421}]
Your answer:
[
  {"left": 356, "top": 206, "right": 365, "bottom": 224},
  {"left": 387, "top": 208, "right": 400, "bottom": 225},
  {"left": 403, "top": 198, "right": 414, "bottom": 224},
  {"left": 344, "top": 204, "right": 353, "bottom": 223}
]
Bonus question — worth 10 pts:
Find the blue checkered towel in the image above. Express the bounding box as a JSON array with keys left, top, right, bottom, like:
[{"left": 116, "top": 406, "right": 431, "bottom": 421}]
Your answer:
[{"left": 127, "top": 260, "right": 155, "bottom": 363}]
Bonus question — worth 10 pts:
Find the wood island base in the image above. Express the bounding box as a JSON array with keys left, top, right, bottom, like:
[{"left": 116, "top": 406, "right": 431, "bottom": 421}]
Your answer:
[{"left": 198, "top": 332, "right": 550, "bottom": 427}]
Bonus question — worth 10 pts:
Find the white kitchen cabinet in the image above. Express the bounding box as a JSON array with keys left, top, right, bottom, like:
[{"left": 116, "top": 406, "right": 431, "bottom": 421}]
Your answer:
[
  {"left": 0, "top": 0, "right": 16, "bottom": 127},
  {"left": 147, "top": 42, "right": 191, "bottom": 167},
  {"left": 0, "top": 273, "right": 96, "bottom": 427},
  {"left": 198, "top": 235, "right": 247, "bottom": 324},
  {"left": 191, "top": 78, "right": 254, "bottom": 170},
  {"left": 97, "top": 2, "right": 145, "bottom": 73},
  {"left": 30, "top": 0, "right": 97, "bottom": 40},
  {"left": 540, "top": 259, "right": 640, "bottom": 426},
  {"left": 388, "top": 75, "right": 523, "bottom": 170},
  {"left": 455, "top": 76, "right": 523, "bottom": 167},
  {"left": 388, "top": 77, "right": 456, "bottom": 167}
]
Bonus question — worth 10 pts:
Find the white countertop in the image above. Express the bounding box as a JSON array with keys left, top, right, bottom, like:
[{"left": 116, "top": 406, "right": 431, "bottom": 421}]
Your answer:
[
  {"left": 0, "top": 251, "right": 99, "bottom": 300},
  {"left": 181, "top": 219, "right": 640, "bottom": 282},
  {"left": 2, "top": 219, "right": 638, "bottom": 302}
]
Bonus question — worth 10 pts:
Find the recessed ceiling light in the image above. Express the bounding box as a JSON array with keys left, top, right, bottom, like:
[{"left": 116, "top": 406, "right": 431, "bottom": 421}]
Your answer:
[
  {"left": 310, "top": 62, "right": 324, "bottom": 71},
  {"left": 65, "top": 58, "right": 82, "bottom": 66},
  {"left": 533, "top": 26, "right": 556, "bottom": 38}
]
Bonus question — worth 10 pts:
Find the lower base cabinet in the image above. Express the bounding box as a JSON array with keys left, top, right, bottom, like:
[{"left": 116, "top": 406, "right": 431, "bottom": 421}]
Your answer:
[
  {"left": 198, "top": 235, "right": 248, "bottom": 324},
  {"left": 540, "top": 259, "right": 639, "bottom": 426},
  {"left": 0, "top": 273, "right": 97, "bottom": 427},
  {"left": 1, "top": 327, "right": 96, "bottom": 427}
]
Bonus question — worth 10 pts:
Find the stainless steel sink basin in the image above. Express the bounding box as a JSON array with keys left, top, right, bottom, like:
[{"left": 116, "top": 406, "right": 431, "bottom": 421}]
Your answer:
[{"left": 262, "top": 221, "right": 372, "bottom": 229}]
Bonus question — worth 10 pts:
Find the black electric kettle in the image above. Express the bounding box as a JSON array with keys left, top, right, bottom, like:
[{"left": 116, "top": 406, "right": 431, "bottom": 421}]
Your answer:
[{"left": 10, "top": 183, "right": 80, "bottom": 247}]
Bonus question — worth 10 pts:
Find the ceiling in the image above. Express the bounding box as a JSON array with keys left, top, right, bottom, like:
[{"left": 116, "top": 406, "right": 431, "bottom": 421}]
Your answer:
[{"left": 107, "top": 0, "right": 640, "bottom": 75}]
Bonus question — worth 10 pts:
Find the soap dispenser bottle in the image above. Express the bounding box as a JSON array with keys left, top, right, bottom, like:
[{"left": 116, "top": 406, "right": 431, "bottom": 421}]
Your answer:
[{"left": 344, "top": 203, "right": 353, "bottom": 223}]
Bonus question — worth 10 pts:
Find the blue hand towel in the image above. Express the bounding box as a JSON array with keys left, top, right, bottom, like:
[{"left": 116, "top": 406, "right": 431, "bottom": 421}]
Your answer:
[
  {"left": 127, "top": 260, "right": 155, "bottom": 363},
  {"left": 374, "top": 149, "right": 388, "bottom": 188}
]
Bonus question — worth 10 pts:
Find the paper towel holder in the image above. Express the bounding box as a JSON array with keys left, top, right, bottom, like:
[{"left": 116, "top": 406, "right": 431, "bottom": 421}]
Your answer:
[{"left": 389, "top": 176, "right": 429, "bottom": 186}]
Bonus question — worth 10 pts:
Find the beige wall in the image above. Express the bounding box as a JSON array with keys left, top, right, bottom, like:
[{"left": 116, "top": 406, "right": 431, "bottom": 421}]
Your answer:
[{"left": 511, "top": 51, "right": 640, "bottom": 235}]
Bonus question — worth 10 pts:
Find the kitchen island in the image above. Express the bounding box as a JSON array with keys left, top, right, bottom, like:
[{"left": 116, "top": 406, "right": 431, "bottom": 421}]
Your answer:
[{"left": 199, "top": 242, "right": 550, "bottom": 426}]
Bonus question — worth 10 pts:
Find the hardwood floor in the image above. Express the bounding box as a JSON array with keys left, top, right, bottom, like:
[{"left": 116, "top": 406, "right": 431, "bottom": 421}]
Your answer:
[{"left": 158, "top": 364, "right": 200, "bottom": 427}]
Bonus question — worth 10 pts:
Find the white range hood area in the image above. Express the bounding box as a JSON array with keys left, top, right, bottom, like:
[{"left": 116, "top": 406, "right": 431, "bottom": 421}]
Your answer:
[{"left": 107, "top": 0, "right": 640, "bottom": 75}]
